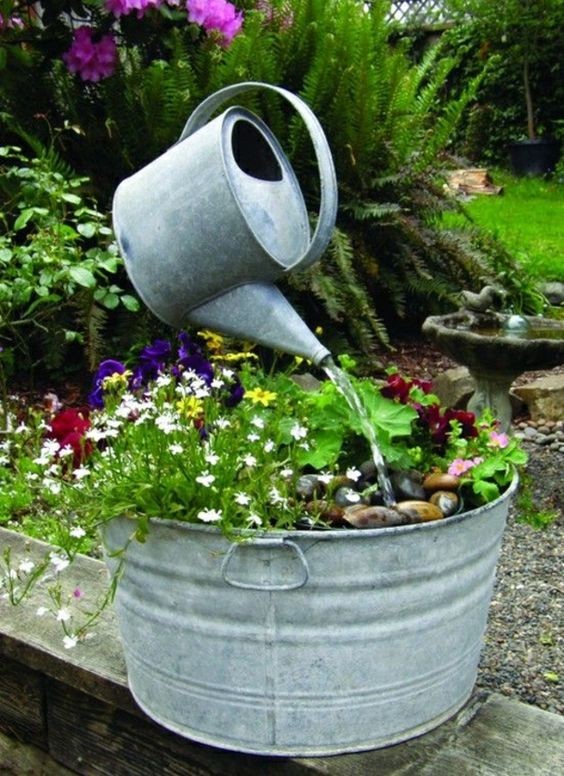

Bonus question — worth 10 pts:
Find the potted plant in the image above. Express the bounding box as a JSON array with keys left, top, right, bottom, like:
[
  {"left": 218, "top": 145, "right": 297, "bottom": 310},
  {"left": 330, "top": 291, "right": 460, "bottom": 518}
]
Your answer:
[
  {"left": 1, "top": 329, "right": 526, "bottom": 755},
  {"left": 446, "top": 0, "right": 561, "bottom": 174}
]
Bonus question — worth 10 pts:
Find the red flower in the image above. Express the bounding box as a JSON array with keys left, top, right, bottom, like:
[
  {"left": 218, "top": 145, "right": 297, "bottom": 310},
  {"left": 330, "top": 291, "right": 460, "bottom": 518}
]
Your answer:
[
  {"left": 381, "top": 374, "right": 412, "bottom": 403},
  {"left": 48, "top": 408, "right": 92, "bottom": 467},
  {"left": 418, "top": 404, "right": 477, "bottom": 446},
  {"left": 444, "top": 409, "right": 478, "bottom": 439}
]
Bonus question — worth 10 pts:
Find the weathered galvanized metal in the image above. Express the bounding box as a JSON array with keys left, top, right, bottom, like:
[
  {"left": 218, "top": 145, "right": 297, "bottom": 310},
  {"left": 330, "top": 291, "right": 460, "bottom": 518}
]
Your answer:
[
  {"left": 112, "top": 82, "right": 337, "bottom": 365},
  {"left": 103, "top": 475, "right": 518, "bottom": 757}
]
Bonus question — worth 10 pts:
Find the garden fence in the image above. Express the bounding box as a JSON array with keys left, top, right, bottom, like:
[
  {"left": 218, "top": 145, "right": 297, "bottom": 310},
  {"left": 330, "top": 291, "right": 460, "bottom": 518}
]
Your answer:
[{"left": 387, "top": 0, "right": 449, "bottom": 25}]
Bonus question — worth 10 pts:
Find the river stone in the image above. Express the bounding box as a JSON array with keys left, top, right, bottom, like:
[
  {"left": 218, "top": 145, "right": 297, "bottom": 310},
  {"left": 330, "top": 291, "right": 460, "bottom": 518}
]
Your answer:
[
  {"left": 305, "top": 500, "right": 346, "bottom": 526},
  {"left": 395, "top": 500, "right": 444, "bottom": 522},
  {"left": 343, "top": 505, "right": 410, "bottom": 528},
  {"left": 334, "top": 487, "right": 366, "bottom": 508},
  {"left": 540, "top": 280, "right": 564, "bottom": 305},
  {"left": 359, "top": 460, "right": 377, "bottom": 482},
  {"left": 423, "top": 472, "right": 460, "bottom": 492},
  {"left": 296, "top": 474, "right": 325, "bottom": 500},
  {"left": 429, "top": 490, "right": 460, "bottom": 517},
  {"left": 391, "top": 470, "right": 426, "bottom": 501}
]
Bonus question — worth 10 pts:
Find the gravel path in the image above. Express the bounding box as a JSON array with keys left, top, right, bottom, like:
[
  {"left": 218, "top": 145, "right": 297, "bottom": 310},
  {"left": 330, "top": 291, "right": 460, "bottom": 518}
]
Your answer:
[{"left": 476, "top": 439, "right": 563, "bottom": 715}]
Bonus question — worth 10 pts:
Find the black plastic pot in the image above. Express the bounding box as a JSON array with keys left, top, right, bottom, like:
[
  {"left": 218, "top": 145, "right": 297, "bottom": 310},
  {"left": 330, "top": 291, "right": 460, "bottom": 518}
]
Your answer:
[{"left": 508, "top": 138, "right": 561, "bottom": 176}]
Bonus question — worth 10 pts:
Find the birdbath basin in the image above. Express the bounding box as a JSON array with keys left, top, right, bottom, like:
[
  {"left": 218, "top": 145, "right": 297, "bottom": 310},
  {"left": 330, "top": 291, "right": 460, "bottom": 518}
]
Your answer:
[{"left": 422, "top": 312, "right": 564, "bottom": 431}]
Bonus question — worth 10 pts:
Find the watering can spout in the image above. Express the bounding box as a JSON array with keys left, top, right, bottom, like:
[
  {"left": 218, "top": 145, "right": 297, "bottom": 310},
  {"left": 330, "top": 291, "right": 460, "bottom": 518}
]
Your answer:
[{"left": 188, "top": 283, "right": 331, "bottom": 366}]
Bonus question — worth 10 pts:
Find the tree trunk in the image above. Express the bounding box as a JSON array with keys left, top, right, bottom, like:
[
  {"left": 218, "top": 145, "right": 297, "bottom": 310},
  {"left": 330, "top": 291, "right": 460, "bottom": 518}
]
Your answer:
[{"left": 523, "top": 57, "right": 535, "bottom": 140}]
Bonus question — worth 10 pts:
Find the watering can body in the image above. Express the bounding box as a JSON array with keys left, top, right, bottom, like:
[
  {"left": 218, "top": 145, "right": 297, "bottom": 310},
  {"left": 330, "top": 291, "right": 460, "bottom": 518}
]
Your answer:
[{"left": 112, "top": 82, "right": 337, "bottom": 364}]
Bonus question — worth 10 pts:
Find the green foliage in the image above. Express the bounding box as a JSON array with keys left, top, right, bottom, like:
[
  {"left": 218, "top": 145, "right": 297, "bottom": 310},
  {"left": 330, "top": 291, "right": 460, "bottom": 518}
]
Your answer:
[
  {"left": 515, "top": 472, "right": 559, "bottom": 529},
  {"left": 0, "top": 145, "right": 140, "bottom": 379},
  {"left": 1, "top": 0, "right": 536, "bottom": 352},
  {"left": 441, "top": 1, "right": 564, "bottom": 159}
]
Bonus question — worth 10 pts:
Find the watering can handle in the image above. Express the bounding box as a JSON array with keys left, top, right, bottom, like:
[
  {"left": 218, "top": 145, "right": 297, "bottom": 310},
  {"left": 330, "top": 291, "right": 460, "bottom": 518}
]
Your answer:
[{"left": 178, "top": 82, "right": 338, "bottom": 271}]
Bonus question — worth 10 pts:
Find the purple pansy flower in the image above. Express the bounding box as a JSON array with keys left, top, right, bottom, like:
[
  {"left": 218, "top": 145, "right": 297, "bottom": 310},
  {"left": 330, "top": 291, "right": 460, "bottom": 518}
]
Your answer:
[
  {"left": 131, "top": 339, "right": 172, "bottom": 389},
  {"left": 89, "top": 359, "right": 127, "bottom": 408},
  {"left": 225, "top": 378, "right": 244, "bottom": 406}
]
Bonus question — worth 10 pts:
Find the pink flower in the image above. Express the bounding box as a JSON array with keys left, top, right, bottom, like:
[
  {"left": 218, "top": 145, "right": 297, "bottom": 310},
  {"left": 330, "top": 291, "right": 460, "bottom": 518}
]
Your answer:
[
  {"left": 62, "top": 27, "right": 117, "bottom": 82},
  {"left": 447, "top": 458, "right": 478, "bottom": 477},
  {"left": 187, "top": 0, "right": 243, "bottom": 45},
  {"left": 0, "top": 13, "right": 24, "bottom": 29},
  {"left": 489, "top": 430, "right": 510, "bottom": 449},
  {"left": 73, "top": 587, "right": 84, "bottom": 599},
  {"left": 105, "top": 0, "right": 162, "bottom": 17}
]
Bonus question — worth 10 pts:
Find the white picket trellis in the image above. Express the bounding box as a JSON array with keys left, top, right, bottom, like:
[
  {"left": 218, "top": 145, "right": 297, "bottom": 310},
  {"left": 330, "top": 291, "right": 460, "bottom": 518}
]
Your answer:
[{"left": 388, "top": 1, "right": 449, "bottom": 25}]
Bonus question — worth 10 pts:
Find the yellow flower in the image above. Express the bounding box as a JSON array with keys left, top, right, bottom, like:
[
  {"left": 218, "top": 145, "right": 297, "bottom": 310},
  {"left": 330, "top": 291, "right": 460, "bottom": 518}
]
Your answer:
[
  {"left": 211, "top": 351, "right": 258, "bottom": 363},
  {"left": 314, "top": 325, "right": 324, "bottom": 335},
  {"left": 102, "top": 370, "right": 131, "bottom": 392},
  {"left": 197, "top": 329, "right": 225, "bottom": 353},
  {"left": 176, "top": 396, "right": 204, "bottom": 420},
  {"left": 245, "top": 388, "right": 278, "bottom": 407}
]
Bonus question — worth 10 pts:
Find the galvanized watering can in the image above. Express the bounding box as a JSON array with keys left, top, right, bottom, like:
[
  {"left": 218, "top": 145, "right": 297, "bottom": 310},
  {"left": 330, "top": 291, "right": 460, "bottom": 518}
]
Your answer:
[{"left": 112, "top": 82, "right": 338, "bottom": 364}]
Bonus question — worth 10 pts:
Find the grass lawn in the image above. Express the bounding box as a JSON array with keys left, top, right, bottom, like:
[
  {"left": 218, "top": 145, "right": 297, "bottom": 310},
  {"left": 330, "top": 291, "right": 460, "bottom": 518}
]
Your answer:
[{"left": 442, "top": 170, "right": 564, "bottom": 282}]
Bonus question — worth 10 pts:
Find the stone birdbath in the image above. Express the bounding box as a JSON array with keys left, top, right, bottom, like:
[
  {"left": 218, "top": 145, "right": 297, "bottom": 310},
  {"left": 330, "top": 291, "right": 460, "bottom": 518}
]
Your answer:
[{"left": 422, "top": 305, "right": 564, "bottom": 432}]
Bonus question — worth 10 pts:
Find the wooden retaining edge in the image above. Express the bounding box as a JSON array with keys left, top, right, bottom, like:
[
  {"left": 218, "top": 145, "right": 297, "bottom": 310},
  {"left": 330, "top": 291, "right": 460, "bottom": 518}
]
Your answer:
[{"left": 1, "top": 526, "right": 563, "bottom": 776}]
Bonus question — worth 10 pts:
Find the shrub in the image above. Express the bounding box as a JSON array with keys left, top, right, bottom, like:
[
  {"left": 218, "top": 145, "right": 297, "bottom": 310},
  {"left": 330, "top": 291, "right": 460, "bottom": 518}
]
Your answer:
[
  {"left": 441, "top": 1, "right": 564, "bottom": 162},
  {"left": 0, "top": 144, "right": 140, "bottom": 381},
  {"left": 1, "top": 1, "right": 541, "bottom": 354}
]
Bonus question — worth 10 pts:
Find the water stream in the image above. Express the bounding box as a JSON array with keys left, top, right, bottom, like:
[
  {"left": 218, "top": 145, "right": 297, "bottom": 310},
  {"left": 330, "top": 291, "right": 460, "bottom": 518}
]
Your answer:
[{"left": 321, "top": 356, "right": 396, "bottom": 507}]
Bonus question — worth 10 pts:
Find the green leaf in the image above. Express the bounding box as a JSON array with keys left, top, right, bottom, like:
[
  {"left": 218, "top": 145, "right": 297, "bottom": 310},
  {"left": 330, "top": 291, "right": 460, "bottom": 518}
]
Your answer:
[
  {"left": 100, "top": 257, "right": 119, "bottom": 272},
  {"left": 102, "top": 293, "right": 120, "bottom": 309},
  {"left": 472, "top": 479, "right": 500, "bottom": 504},
  {"left": 121, "top": 294, "right": 140, "bottom": 312},
  {"left": 0, "top": 248, "right": 13, "bottom": 262},
  {"left": 14, "top": 209, "right": 34, "bottom": 230},
  {"left": 297, "top": 428, "right": 345, "bottom": 469},
  {"left": 69, "top": 266, "right": 96, "bottom": 288},
  {"left": 77, "top": 223, "right": 96, "bottom": 238},
  {"left": 356, "top": 381, "right": 417, "bottom": 438},
  {"left": 543, "top": 671, "right": 560, "bottom": 684},
  {"left": 61, "top": 193, "right": 82, "bottom": 205}
]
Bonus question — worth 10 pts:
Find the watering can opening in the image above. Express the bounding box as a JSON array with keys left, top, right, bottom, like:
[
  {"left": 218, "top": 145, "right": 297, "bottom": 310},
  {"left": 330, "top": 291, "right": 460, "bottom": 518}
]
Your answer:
[
  {"left": 230, "top": 120, "right": 283, "bottom": 182},
  {"left": 221, "top": 109, "right": 310, "bottom": 268}
]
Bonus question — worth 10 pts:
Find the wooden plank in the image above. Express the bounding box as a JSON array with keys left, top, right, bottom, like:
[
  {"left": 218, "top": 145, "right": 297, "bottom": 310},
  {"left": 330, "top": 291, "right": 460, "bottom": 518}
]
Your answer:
[
  {"left": 0, "top": 656, "right": 46, "bottom": 748},
  {"left": 297, "top": 694, "right": 564, "bottom": 776},
  {"left": 445, "top": 168, "right": 502, "bottom": 195},
  {"left": 0, "top": 729, "right": 75, "bottom": 775},
  {"left": 45, "top": 679, "right": 328, "bottom": 776}
]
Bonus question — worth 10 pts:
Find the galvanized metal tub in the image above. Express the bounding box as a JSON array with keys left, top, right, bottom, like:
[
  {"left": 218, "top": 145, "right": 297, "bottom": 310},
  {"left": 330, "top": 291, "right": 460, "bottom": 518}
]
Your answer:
[{"left": 103, "top": 474, "right": 517, "bottom": 757}]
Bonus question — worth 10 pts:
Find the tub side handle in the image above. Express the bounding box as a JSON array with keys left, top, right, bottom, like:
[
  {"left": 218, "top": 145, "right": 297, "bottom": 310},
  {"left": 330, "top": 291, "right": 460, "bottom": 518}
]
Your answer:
[{"left": 220, "top": 538, "right": 310, "bottom": 591}]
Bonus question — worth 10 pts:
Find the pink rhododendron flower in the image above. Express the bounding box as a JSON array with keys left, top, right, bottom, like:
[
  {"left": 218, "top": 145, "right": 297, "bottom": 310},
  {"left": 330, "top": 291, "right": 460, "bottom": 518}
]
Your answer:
[
  {"left": 187, "top": 0, "right": 243, "bottom": 45},
  {"left": 62, "top": 27, "right": 117, "bottom": 82},
  {"left": 489, "top": 430, "right": 510, "bottom": 449},
  {"left": 105, "top": 0, "right": 162, "bottom": 18}
]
